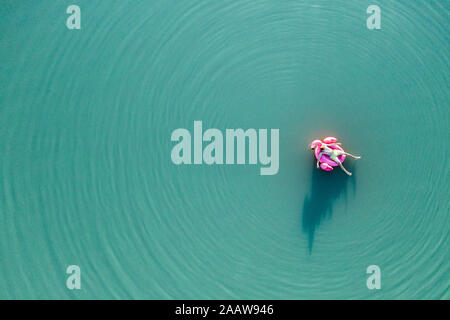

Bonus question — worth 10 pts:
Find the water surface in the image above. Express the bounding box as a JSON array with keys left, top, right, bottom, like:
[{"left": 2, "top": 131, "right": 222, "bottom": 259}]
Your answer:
[{"left": 0, "top": 0, "right": 448, "bottom": 299}]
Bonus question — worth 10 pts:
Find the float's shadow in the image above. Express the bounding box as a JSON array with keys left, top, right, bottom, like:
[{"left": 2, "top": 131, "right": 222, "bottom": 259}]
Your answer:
[{"left": 302, "top": 161, "right": 356, "bottom": 253}]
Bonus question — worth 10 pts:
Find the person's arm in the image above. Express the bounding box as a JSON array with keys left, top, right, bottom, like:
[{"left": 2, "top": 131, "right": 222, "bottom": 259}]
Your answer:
[{"left": 317, "top": 151, "right": 324, "bottom": 168}]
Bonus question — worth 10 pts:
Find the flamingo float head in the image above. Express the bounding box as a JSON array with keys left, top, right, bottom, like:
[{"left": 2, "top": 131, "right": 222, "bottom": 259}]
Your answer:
[{"left": 309, "top": 139, "right": 323, "bottom": 149}]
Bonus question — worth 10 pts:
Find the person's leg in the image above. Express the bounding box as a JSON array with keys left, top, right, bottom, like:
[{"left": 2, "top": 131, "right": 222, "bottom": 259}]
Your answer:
[
  {"left": 331, "top": 154, "right": 352, "bottom": 176},
  {"left": 344, "top": 152, "right": 361, "bottom": 159},
  {"left": 337, "top": 160, "right": 352, "bottom": 176}
]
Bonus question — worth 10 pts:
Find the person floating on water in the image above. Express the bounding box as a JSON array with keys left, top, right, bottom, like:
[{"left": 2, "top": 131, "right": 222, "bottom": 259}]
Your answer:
[{"left": 309, "top": 137, "right": 360, "bottom": 176}]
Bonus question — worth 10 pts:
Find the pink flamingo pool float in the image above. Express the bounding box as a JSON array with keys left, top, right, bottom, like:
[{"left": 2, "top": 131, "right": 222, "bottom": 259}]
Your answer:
[{"left": 310, "top": 137, "right": 346, "bottom": 172}]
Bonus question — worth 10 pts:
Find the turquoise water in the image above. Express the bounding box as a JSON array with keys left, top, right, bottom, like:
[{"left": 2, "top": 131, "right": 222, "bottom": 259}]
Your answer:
[{"left": 0, "top": 0, "right": 448, "bottom": 299}]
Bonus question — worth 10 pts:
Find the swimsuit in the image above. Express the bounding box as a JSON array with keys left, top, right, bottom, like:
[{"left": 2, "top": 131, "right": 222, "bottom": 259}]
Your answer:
[{"left": 322, "top": 146, "right": 344, "bottom": 163}]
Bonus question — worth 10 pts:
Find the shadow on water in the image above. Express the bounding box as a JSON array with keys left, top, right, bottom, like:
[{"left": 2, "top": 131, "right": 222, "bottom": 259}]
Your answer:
[{"left": 302, "top": 160, "right": 357, "bottom": 253}]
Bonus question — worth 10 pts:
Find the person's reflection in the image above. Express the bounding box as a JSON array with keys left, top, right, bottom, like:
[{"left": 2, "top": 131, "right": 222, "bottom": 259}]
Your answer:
[{"left": 302, "top": 161, "right": 356, "bottom": 253}]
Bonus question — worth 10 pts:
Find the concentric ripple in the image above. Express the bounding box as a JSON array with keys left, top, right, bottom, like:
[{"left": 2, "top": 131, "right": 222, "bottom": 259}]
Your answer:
[{"left": 0, "top": 0, "right": 448, "bottom": 299}]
